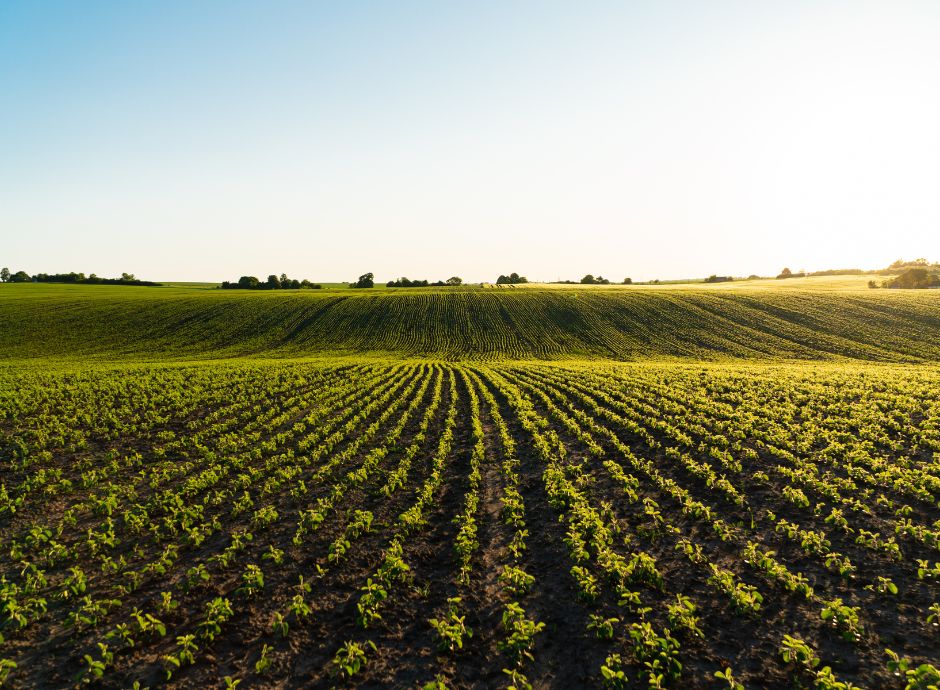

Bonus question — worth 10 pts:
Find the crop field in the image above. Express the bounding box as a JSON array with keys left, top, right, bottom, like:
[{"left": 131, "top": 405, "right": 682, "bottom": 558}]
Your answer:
[
  {"left": 1, "top": 356, "right": 939, "bottom": 689},
  {"left": 2, "top": 282, "right": 940, "bottom": 362}
]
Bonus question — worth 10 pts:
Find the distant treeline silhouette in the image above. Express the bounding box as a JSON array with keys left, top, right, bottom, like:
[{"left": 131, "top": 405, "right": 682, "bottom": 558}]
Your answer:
[
  {"left": 874, "top": 268, "right": 940, "bottom": 290},
  {"left": 0, "top": 268, "right": 159, "bottom": 286},
  {"left": 495, "top": 272, "right": 528, "bottom": 285},
  {"left": 386, "top": 276, "right": 463, "bottom": 287},
  {"left": 221, "top": 274, "right": 322, "bottom": 290},
  {"left": 777, "top": 259, "right": 939, "bottom": 281}
]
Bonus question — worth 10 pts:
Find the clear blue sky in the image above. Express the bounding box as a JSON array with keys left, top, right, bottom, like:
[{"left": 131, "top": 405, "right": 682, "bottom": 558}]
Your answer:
[{"left": 2, "top": 1, "right": 938, "bottom": 282}]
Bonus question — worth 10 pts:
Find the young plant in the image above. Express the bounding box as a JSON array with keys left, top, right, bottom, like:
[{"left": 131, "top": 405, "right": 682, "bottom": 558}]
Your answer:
[
  {"left": 780, "top": 634, "right": 820, "bottom": 673},
  {"left": 498, "top": 602, "right": 544, "bottom": 665},
  {"left": 600, "top": 654, "right": 628, "bottom": 689},
  {"left": 429, "top": 597, "right": 472, "bottom": 653},
  {"left": 714, "top": 666, "right": 744, "bottom": 690},
  {"left": 667, "top": 594, "right": 703, "bottom": 638},
  {"left": 332, "top": 640, "right": 376, "bottom": 680},
  {"left": 254, "top": 644, "right": 272, "bottom": 675},
  {"left": 587, "top": 614, "right": 618, "bottom": 640},
  {"left": 499, "top": 565, "right": 535, "bottom": 597},
  {"left": 236, "top": 564, "right": 264, "bottom": 598},
  {"left": 820, "top": 599, "right": 863, "bottom": 643}
]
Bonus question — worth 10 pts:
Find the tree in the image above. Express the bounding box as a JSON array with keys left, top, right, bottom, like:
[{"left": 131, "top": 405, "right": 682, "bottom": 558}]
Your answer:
[
  {"left": 121, "top": 272, "right": 136, "bottom": 281},
  {"left": 10, "top": 271, "right": 30, "bottom": 283},
  {"left": 581, "top": 274, "right": 596, "bottom": 284},
  {"left": 445, "top": 276, "right": 462, "bottom": 286},
  {"left": 0, "top": 268, "right": 9, "bottom": 283},
  {"left": 777, "top": 267, "right": 793, "bottom": 279},
  {"left": 354, "top": 272, "right": 374, "bottom": 288},
  {"left": 622, "top": 277, "right": 632, "bottom": 285},
  {"left": 496, "top": 272, "right": 527, "bottom": 285},
  {"left": 887, "top": 267, "right": 940, "bottom": 289},
  {"left": 265, "top": 274, "right": 281, "bottom": 290},
  {"left": 237, "top": 275, "right": 260, "bottom": 289}
]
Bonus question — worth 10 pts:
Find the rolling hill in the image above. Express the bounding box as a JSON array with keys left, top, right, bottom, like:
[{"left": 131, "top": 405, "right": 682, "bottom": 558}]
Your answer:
[{"left": 1, "top": 281, "right": 938, "bottom": 362}]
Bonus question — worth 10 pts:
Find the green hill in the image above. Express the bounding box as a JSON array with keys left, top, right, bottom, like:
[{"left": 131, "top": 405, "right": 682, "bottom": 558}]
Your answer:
[{"left": 1, "top": 282, "right": 938, "bottom": 362}]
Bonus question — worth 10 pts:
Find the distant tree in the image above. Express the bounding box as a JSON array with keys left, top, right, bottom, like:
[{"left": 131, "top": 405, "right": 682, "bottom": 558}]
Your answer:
[
  {"left": 385, "top": 276, "right": 446, "bottom": 287},
  {"left": 496, "top": 272, "right": 528, "bottom": 285},
  {"left": 0, "top": 268, "right": 9, "bottom": 283},
  {"left": 867, "top": 280, "right": 878, "bottom": 289},
  {"left": 354, "top": 272, "right": 374, "bottom": 288},
  {"left": 777, "top": 267, "right": 793, "bottom": 279},
  {"left": 7, "top": 269, "right": 158, "bottom": 286},
  {"left": 222, "top": 272, "right": 312, "bottom": 289},
  {"left": 445, "top": 276, "right": 462, "bottom": 286},
  {"left": 622, "top": 277, "right": 632, "bottom": 285},
  {"left": 887, "top": 268, "right": 940, "bottom": 289},
  {"left": 579, "top": 274, "right": 609, "bottom": 284}
]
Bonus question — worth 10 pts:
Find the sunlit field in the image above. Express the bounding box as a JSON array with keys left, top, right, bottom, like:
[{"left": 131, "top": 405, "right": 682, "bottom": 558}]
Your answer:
[{"left": 1, "top": 283, "right": 938, "bottom": 689}]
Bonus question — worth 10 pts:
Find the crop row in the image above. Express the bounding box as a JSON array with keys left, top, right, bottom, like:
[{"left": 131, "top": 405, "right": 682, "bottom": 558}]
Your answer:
[{"left": 0, "top": 360, "right": 937, "bottom": 688}]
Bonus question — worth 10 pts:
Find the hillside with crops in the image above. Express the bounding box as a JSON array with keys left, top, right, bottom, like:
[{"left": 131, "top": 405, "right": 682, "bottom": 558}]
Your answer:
[
  {"left": 0, "top": 283, "right": 938, "bottom": 689},
  {"left": 1, "top": 282, "right": 939, "bottom": 362}
]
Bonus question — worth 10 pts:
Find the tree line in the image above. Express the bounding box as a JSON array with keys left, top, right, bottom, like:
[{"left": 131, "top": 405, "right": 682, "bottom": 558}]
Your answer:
[
  {"left": 872, "top": 268, "right": 940, "bottom": 289},
  {"left": 386, "top": 276, "right": 463, "bottom": 288},
  {"left": 351, "top": 273, "right": 466, "bottom": 288},
  {"left": 0, "top": 268, "right": 158, "bottom": 286},
  {"left": 220, "top": 274, "right": 322, "bottom": 290},
  {"left": 552, "top": 275, "right": 633, "bottom": 285}
]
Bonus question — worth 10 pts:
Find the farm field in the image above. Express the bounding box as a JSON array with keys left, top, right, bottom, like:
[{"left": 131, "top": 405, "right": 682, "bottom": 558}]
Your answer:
[
  {"left": 2, "top": 281, "right": 940, "bottom": 362},
  {"left": 7, "top": 0, "right": 940, "bottom": 687},
  {"left": 1, "top": 357, "right": 939, "bottom": 689}
]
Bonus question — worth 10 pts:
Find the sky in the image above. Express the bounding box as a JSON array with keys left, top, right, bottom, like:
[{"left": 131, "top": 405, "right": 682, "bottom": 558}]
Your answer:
[{"left": 1, "top": 1, "right": 939, "bottom": 283}]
